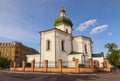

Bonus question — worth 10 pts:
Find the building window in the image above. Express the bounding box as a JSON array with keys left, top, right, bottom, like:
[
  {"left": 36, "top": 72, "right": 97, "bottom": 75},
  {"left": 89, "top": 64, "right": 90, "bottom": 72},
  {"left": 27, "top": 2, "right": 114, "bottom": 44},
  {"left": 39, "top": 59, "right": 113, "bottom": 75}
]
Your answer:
[
  {"left": 66, "top": 29, "right": 68, "bottom": 33},
  {"left": 72, "top": 57, "right": 76, "bottom": 61},
  {"left": 46, "top": 40, "right": 50, "bottom": 50},
  {"left": 15, "top": 56, "right": 19, "bottom": 59},
  {"left": 15, "top": 50, "right": 19, "bottom": 54},
  {"left": 85, "top": 44, "right": 87, "bottom": 54},
  {"left": 61, "top": 40, "right": 65, "bottom": 51}
]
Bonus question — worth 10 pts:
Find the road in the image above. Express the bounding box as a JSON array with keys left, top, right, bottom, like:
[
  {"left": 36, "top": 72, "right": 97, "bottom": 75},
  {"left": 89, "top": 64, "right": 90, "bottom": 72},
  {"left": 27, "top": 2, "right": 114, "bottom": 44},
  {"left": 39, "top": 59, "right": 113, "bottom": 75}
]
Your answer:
[{"left": 0, "top": 70, "right": 120, "bottom": 81}]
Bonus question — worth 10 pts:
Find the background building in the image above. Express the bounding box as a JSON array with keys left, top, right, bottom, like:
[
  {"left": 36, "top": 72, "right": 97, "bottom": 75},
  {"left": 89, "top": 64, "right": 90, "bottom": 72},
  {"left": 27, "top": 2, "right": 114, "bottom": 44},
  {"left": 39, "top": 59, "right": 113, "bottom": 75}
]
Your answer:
[{"left": 0, "top": 41, "right": 37, "bottom": 64}]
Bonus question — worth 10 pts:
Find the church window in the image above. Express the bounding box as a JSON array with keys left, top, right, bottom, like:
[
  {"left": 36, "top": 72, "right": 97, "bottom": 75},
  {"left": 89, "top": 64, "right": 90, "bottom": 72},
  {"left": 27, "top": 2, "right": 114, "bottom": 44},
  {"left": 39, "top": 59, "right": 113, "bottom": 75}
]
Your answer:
[
  {"left": 72, "top": 57, "right": 76, "bottom": 61},
  {"left": 66, "top": 29, "right": 68, "bottom": 33},
  {"left": 61, "top": 40, "right": 65, "bottom": 51},
  {"left": 85, "top": 44, "right": 87, "bottom": 54},
  {"left": 46, "top": 40, "right": 50, "bottom": 50}
]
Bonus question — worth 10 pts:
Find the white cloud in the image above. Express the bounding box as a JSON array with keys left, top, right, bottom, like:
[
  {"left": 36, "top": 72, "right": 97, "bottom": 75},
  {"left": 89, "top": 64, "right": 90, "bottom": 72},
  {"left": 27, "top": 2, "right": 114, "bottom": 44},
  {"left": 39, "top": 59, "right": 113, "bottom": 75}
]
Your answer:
[
  {"left": 77, "top": 19, "right": 96, "bottom": 31},
  {"left": 108, "top": 32, "right": 112, "bottom": 35},
  {"left": 90, "top": 25, "right": 108, "bottom": 35}
]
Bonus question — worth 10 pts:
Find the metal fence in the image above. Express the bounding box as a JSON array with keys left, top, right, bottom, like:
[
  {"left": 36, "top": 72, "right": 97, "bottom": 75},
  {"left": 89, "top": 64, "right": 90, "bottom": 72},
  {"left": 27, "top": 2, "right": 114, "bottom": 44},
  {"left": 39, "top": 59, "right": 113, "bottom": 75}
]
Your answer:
[
  {"left": 62, "top": 61, "right": 75, "bottom": 68},
  {"left": 33, "top": 61, "right": 75, "bottom": 68},
  {"left": 15, "top": 62, "right": 22, "bottom": 68},
  {"left": 26, "top": 63, "right": 31, "bottom": 67},
  {"left": 84, "top": 60, "right": 89, "bottom": 68},
  {"left": 48, "top": 61, "right": 58, "bottom": 68},
  {"left": 33, "top": 61, "right": 76, "bottom": 68},
  {"left": 12, "top": 60, "right": 91, "bottom": 68},
  {"left": 34, "top": 61, "right": 88, "bottom": 68}
]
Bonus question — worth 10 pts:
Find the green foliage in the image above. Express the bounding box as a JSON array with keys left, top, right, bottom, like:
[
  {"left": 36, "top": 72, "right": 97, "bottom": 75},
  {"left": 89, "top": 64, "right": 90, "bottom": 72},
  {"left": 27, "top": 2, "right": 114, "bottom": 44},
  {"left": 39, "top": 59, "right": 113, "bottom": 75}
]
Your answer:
[
  {"left": 79, "top": 64, "right": 85, "bottom": 68},
  {"left": 105, "top": 43, "right": 120, "bottom": 67},
  {"left": 105, "top": 43, "right": 118, "bottom": 53},
  {"left": 0, "top": 56, "right": 10, "bottom": 68},
  {"left": 106, "top": 50, "right": 120, "bottom": 67}
]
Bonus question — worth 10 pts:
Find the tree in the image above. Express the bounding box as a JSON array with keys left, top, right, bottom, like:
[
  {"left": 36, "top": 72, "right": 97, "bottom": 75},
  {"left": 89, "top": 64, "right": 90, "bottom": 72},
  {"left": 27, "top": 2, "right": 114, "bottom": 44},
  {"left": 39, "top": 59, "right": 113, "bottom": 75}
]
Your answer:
[
  {"left": 106, "top": 50, "right": 120, "bottom": 67},
  {"left": 0, "top": 56, "right": 10, "bottom": 68},
  {"left": 105, "top": 43, "right": 118, "bottom": 53},
  {"left": 105, "top": 43, "right": 120, "bottom": 68}
]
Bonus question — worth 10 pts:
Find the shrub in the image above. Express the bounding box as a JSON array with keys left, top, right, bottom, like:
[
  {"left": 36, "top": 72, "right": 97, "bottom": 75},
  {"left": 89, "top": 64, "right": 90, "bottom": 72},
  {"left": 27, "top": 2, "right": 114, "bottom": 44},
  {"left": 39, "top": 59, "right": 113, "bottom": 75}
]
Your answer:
[
  {"left": 0, "top": 56, "right": 10, "bottom": 68},
  {"left": 79, "top": 64, "right": 85, "bottom": 68}
]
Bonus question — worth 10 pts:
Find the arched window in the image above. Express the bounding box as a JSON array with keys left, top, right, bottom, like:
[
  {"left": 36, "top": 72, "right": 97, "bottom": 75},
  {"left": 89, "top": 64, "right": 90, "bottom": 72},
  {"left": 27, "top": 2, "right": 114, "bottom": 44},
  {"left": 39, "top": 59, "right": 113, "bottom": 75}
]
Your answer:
[
  {"left": 85, "top": 44, "right": 87, "bottom": 54},
  {"left": 61, "top": 40, "right": 65, "bottom": 51},
  {"left": 66, "top": 29, "right": 68, "bottom": 33},
  {"left": 46, "top": 40, "right": 50, "bottom": 50}
]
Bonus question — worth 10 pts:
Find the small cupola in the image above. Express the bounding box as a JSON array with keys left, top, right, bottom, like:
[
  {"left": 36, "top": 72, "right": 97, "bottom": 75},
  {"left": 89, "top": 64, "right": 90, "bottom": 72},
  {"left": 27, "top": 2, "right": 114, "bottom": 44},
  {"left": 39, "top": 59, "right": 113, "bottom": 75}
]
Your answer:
[
  {"left": 54, "top": 6, "right": 73, "bottom": 27},
  {"left": 60, "top": 6, "right": 66, "bottom": 17}
]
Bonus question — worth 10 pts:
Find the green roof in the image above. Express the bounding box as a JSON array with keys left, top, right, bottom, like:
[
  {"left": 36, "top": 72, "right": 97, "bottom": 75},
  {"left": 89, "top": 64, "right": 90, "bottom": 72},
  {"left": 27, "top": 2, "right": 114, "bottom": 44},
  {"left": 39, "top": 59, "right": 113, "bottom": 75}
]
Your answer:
[
  {"left": 69, "top": 51, "right": 82, "bottom": 55},
  {"left": 54, "top": 16, "right": 73, "bottom": 27},
  {"left": 92, "top": 52, "right": 104, "bottom": 58}
]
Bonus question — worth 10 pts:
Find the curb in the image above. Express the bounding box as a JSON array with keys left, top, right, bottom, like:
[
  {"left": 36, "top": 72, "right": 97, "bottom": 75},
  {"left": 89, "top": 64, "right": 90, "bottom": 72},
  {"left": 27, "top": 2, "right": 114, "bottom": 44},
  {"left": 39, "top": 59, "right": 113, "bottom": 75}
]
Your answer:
[{"left": 0, "top": 70, "right": 113, "bottom": 76}]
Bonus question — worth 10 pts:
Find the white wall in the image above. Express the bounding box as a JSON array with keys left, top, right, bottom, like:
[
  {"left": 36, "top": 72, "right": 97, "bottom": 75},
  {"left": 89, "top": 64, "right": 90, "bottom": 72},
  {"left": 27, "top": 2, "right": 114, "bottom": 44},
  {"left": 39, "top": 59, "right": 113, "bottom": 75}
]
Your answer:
[
  {"left": 40, "top": 29, "right": 93, "bottom": 67},
  {"left": 55, "top": 29, "right": 72, "bottom": 66},
  {"left": 73, "top": 37, "right": 83, "bottom": 53},
  {"left": 68, "top": 54, "right": 83, "bottom": 67},
  {"left": 40, "top": 30, "right": 56, "bottom": 67},
  {"left": 55, "top": 24, "right": 72, "bottom": 34},
  {"left": 73, "top": 36, "right": 92, "bottom": 59},
  {"left": 40, "top": 29, "right": 72, "bottom": 67},
  {"left": 93, "top": 57, "right": 104, "bottom": 67},
  {"left": 26, "top": 54, "right": 40, "bottom": 67}
]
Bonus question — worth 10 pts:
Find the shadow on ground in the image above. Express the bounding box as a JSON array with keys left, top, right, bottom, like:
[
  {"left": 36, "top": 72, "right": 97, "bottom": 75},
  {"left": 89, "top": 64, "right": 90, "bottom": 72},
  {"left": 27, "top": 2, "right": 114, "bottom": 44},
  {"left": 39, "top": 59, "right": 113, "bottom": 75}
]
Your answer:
[{"left": 42, "top": 74, "right": 100, "bottom": 81}]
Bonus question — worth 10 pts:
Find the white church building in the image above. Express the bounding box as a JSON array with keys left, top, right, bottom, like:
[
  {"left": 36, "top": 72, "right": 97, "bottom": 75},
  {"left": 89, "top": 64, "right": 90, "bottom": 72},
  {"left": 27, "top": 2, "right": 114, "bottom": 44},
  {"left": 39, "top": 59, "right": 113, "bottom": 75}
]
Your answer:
[
  {"left": 39, "top": 7, "right": 93, "bottom": 67},
  {"left": 26, "top": 6, "right": 98, "bottom": 68}
]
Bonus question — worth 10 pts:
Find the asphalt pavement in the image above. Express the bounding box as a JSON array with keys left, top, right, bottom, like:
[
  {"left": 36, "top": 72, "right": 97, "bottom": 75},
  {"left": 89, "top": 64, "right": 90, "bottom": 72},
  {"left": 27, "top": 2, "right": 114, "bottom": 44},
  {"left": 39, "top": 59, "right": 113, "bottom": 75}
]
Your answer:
[{"left": 0, "top": 69, "right": 120, "bottom": 81}]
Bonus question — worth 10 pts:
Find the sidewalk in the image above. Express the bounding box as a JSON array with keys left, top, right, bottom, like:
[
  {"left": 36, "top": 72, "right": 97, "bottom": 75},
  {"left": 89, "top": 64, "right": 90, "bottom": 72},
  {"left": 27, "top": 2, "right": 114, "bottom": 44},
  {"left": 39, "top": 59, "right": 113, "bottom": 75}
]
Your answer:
[{"left": 0, "top": 68, "right": 114, "bottom": 75}]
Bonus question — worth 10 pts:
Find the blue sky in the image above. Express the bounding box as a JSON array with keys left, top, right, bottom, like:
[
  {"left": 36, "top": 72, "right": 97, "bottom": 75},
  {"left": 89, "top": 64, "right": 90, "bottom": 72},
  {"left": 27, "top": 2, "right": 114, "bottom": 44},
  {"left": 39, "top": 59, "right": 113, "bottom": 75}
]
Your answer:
[{"left": 0, "top": 0, "right": 120, "bottom": 54}]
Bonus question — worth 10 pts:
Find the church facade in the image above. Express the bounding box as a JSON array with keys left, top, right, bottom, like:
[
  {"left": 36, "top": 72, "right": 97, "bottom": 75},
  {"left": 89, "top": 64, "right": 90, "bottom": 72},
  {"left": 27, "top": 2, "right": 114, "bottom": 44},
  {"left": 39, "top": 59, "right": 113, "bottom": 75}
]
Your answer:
[{"left": 39, "top": 7, "right": 93, "bottom": 67}]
